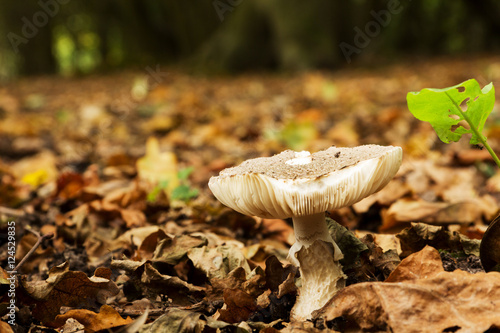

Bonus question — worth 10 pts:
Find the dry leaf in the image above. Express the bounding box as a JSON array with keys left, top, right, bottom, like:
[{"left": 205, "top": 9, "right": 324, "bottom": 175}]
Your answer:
[
  {"left": 187, "top": 245, "right": 251, "bottom": 280},
  {"left": 215, "top": 288, "right": 257, "bottom": 323},
  {"left": 18, "top": 263, "right": 119, "bottom": 327},
  {"left": 56, "top": 172, "right": 86, "bottom": 200},
  {"left": 264, "top": 255, "right": 297, "bottom": 294},
  {"left": 385, "top": 245, "right": 443, "bottom": 282},
  {"left": 141, "top": 262, "right": 205, "bottom": 305},
  {"left": 136, "top": 136, "right": 179, "bottom": 195},
  {"left": 208, "top": 266, "right": 266, "bottom": 305},
  {"left": 53, "top": 305, "right": 134, "bottom": 331},
  {"left": 317, "top": 247, "right": 500, "bottom": 333},
  {"left": 111, "top": 260, "right": 204, "bottom": 306},
  {"left": 149, "top": 309, "right": 205, "bottom": 332},
  {"left": 397, "top": 222, "right": 480, "bottom": 257},
  {"left": 382, "top": 198, "right": 487, "bottom": 230},
  {"left": 0, "top": 321, "right": 14, "bottom": 333},
  {"left": 12, "top": 150, "right": 58, "bottom": 187},
  {"left": 153, "top": 234, "right": 207, "bottom": 265}
]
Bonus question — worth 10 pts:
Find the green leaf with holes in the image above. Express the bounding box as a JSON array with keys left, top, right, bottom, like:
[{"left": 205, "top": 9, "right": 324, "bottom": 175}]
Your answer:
[{"left": 407, "top": 79, "right": 495, "bottom": 145}]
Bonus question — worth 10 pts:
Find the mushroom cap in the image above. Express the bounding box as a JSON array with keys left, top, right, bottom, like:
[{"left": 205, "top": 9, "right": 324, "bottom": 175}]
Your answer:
[{"left": 208, "top": 145, "right": 402, "bottom": 219}]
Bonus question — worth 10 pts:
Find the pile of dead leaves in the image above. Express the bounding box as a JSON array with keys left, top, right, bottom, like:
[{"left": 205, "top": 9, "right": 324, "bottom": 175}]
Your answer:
[{"left": 2, "top": 57, "right": 500, "bottom": 332}]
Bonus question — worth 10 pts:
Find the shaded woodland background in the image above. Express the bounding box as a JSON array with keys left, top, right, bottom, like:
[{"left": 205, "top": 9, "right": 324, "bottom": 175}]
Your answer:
[{"left": 2, "top": 0, "right": 500, "bottom": 78}]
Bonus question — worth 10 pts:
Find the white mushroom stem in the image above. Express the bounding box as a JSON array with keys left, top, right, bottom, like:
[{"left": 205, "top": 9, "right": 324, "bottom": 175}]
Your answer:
[
  {"left": 287, "top": 212, "right": 343, "bottom": 265},
  {"left": 291, "top": 239, "right": 346, "bottom": 321},
  {"left": 287, "top": 212, "right": 346, "bottom": 321}
]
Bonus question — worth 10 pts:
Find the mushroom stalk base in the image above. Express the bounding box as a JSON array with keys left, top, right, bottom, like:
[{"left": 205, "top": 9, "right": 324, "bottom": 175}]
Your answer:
[
  {"left": 288, "top": 213, "right": 343, "bottom": 265},
  {"left": 290, "top": 240, "right": 346, "bottom": 321}
]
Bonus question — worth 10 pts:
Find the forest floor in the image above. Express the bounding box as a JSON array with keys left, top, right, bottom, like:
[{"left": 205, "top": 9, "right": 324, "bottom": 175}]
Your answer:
[{"left": 2, "top": 55, "right": 500, "bottom": 332}]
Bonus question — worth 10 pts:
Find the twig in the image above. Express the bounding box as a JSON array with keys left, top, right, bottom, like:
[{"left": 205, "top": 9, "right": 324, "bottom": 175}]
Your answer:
[
  {"left": 14, "top": 229, "right": 54, "bottom": 272},
  {"left": 0, "top": 206, "right": 24, "bottom": 217}
]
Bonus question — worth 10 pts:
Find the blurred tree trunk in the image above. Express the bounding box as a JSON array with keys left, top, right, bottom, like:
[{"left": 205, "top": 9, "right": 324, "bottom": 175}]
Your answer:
[
  {"left": 1, "top": 0, "right": 500, "bottom": 76},
  {"left": 1, "top": 1, "right": 56, "bottom": 75}
]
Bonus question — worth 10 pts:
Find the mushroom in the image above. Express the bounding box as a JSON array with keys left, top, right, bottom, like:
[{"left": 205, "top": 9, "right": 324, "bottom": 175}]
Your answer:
[{"left": 208, "top": 145, "right": 402, "bottom": 320}]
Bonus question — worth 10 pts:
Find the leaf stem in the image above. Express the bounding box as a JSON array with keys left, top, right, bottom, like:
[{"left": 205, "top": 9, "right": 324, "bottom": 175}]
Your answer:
[{"left": 445, "top": 91, "right": 500, "bottom": 168}]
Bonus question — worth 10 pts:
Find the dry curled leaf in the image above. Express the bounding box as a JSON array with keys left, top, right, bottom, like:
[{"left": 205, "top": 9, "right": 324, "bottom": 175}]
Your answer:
[
  {"left": 317, "top": 246, "right": 500, "bottom": 333},
  {"left": 187, "top": 244, "right": 251, "bottom": 280},
  {"left": 147, "top": 309, "right": 204, "bottom": 333},
  {"left": 141, "top": 262, "right": 205, "bottom": 305},
  {"left": 216, "top": 288, "right": 257, "bottom": 323},
  {"left": 153, "top": 233, "right": 207, "bottom": 265},
  {"left": 18, "top": 263, "right": 119, "bottom": 327},
  {"left": 385, "top": 245, "right": 442, "bottom": 282},
  {"left": 53, "top": 305, "right": 134, "bottom": 331},
  {"left": 208, "top": 266, "right": 266, "bottom": 305},
  {"left": 397, "top": 222, "right": 480, "bottom": 257},
  {"left": 264, "top": 255, "right": 297, "bottom": 294}
]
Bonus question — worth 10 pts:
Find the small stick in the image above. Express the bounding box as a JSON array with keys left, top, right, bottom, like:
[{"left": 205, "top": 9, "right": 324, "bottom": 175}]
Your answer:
[
  {"left": 14, "top": 229, "right": 54, "bottom": 273},
  {"left": 0, "top": 206, "right": 24, "bottom": 217}
]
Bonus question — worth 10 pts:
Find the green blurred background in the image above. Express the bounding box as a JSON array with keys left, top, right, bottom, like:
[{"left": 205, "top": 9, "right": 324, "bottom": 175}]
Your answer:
[{"left": 2, "top": 0, "right": 500, "bottom": 79}]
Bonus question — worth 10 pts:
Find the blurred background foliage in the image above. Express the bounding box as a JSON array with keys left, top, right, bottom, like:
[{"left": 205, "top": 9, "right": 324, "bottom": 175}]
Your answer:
[{"left": 1, "top": 0, "right": 500, "bottom": 79}]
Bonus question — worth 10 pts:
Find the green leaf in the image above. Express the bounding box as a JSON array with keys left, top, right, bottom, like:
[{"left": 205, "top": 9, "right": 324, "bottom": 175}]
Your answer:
[
  {"left": 171, "top": 184, "right": 199, "bottom": 202},
  {"left": 177, "top": 166, "right": 194, "bottom": 181},
  {"left": 407, "top": 79, "right": 495, "bottom": 145},
  {"left": 146, "top": 180, "right": 169, "bottom": 203}
]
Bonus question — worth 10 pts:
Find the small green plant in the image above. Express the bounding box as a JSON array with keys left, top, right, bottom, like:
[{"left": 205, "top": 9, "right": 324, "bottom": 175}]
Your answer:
[
  {"left": 147, "top": 166, "right": 199, "bottom": 203},
  {"left": 171, "top": 166, "right": 199, "bottom": 202},
  {"left": 407, "top": 79, "right": 500, "bottom": 168},
  {"left": 146, "top": 179, "right": 168, "bottom": 203}
]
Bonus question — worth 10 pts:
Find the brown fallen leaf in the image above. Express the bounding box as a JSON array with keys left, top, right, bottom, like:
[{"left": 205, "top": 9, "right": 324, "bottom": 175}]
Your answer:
[
  {"left": 56, "top": 171, "right": 86, "bottom": 200},
  {"left": 148, "top": 309, "right": 204, "bottom": 332},
  {"left": 111, "top": 259, "right": 205, "bottom": 306},
  {"left": 153, "top": 233, "right": 207, "bottom": 265},
  {"left": 18, "top": 263, "right": 119, "bottom": 327},
  {"left": 282, "top": 321, "right": 338, "bottom": 333},
  {"left": 120, "top": 208, "right": 146, "bottom": 228},
  {"left": 215, "top": 288, "right": 257, "bottom": 323},
  {"left": 53, "top": 305, "right": 134, "bottom": 331},
  {"left": 397, "top": 222, "right": 480, "bottom": 257},
  {"left": 260, "top": 218, "right": 295, "bottom": 246},
  {"left": 208, "top": 266, "right": 266, "bottom": 305},
  {"left": 385, "top": 245, "right": 443, "bottom": 282},
  {"left": 453, "top": 148, "right": 494, "bottom": 165},
  {"left": 141, "top": 262, "right": 205, "bottom": 306},
  {"left": 352, "top": 179, "right": 410, "bottom": 214},
  {"left": 0, "top": 321, "right": 14, "bottom": 333},
  {"left": 187, "top": 244, "right": 251, "bottom": 280},
  {"left": 382, "top": 198, "right": 476, "bottom": 229},
  {"left": 317, "top": 247, "right": 500, "bottom": 333},
  {"left": 264, "top": 255, "right": 297, "bottom": 294},
  {"left": 137, "top": 228, "right": 168, "bottom": 260}
]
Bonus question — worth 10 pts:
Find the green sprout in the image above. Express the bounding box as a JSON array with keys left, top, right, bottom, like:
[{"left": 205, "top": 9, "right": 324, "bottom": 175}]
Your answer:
[
  {"left": 171, "top": 166, "right": 199, "bottom": 202},
  {"left": 407, "top": 79, "right": 500, "bottom": 168},
  {"left": 147, "top": 166, "right": 199, "bottom": 203}
]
